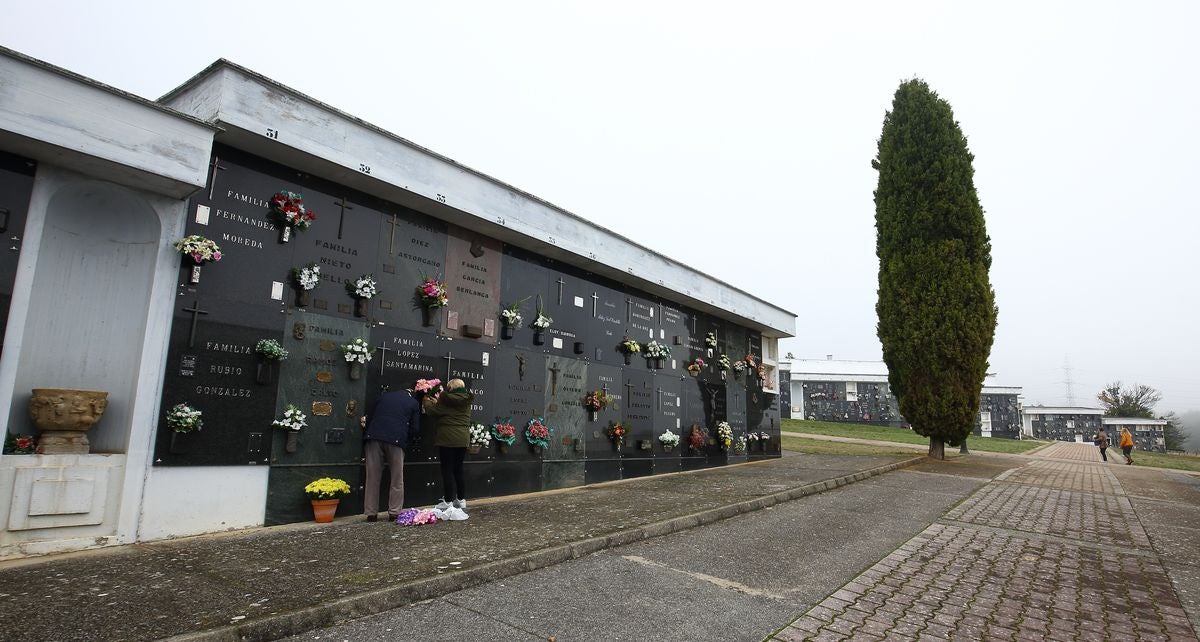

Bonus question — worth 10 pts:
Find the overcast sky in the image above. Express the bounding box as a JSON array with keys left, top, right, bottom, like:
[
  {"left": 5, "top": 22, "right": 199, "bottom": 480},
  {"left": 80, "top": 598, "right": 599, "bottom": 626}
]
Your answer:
[{"left": 4, "top": 1, "right": 1197, "bottom": 413}]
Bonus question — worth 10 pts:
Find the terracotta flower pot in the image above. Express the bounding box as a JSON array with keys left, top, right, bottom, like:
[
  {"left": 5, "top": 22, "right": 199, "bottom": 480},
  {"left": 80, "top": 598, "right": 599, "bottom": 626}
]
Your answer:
[{"left": 311, "top": 498, "right": 339, "bottom": 523}]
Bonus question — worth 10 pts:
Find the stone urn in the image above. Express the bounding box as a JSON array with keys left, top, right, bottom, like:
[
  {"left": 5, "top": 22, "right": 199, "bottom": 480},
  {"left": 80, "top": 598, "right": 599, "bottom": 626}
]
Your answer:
[{"left": 29, "top": 388, "right": 109, "bottom": 454}]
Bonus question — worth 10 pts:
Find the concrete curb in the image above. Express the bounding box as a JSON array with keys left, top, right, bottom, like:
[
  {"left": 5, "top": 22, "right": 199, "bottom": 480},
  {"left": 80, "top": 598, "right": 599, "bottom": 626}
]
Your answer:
[{"left": 162, "top": 456, "right": 924, "bottom": 642}]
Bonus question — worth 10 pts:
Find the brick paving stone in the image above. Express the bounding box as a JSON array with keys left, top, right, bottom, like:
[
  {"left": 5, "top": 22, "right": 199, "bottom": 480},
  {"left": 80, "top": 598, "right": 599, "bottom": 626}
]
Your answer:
[{"left": 779, "top": 455, "right": 1199, "bottom": 642}]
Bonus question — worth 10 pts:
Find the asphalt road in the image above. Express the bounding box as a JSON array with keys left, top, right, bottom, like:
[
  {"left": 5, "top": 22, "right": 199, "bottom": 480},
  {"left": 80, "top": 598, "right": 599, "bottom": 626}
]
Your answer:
[{"left": 282, "top": 462, "right": 999, "bottom": 642}]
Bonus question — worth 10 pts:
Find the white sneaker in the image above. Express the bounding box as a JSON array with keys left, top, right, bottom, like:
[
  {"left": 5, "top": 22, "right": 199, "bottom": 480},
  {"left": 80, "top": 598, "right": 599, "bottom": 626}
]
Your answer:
[
  {"left": 443, "top": 506, "right": 469, "bottom": 521},
  {"left": 433, "top": 498, "right": 451, "bottom": 511},
  {"left": 453, "top": 499, "right": 467, "bottom": 510}
]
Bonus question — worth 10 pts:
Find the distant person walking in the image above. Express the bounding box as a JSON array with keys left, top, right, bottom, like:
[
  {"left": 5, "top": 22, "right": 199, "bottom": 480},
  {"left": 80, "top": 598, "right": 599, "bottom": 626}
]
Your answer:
[
  {"left": 423, "top": 378, "right": 474, "bottom": 520},
  {"left": 361, "top": 384, "right": 421, "bottom": 522},
  {"left": 1094, "top": 428, "right": 1110, "bottom": 462},
  {"left": 1119, "top": 426, "right": 1134, "bottom": 465}
]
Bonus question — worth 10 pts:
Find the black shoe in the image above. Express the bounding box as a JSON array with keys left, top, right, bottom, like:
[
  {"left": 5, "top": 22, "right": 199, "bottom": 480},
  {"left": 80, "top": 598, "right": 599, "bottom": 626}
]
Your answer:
[{"left": 366, "top": 514, "right": 378, "bottom": 522}]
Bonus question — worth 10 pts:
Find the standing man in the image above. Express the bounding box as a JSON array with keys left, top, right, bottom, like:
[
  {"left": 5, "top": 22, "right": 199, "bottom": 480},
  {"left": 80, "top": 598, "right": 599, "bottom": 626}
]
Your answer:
[
  {"left": 1119, "top": 426, "right": 1135, "bottom": 465},
  {"left": 361, "top": 383, "right": 420, "bottom": 522}
]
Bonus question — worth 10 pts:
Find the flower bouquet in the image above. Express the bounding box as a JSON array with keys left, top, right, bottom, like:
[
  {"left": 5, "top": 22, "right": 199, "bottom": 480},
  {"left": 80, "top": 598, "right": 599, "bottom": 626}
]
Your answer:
[
  {"left": 417, "top": 276, "right": 448, "bottom": 308},
  {"left": 716, "top": 355, "right": 732, "bottom": 371},
  {"left": 174, "top": 235, "right": 222, "bottom": 284},
  {"left": 688, "top": 424, "right": 707, "bottom": 452},
  {"left": 272, "top": 403, "right": 307, "bottom": 452},
  {"left": 658, "top": 429, "right": 680, "bottom": 452},
  {"left": 687, "top": 358, "right": 706, "bottom": 376},
  {"left": 256, "top": 339, "right": 288, "bottom": 361},
  {"left": 394, "top": 507, "right": 440, "bottom": 526},
  {"left": 715, "top": 421, "right": 733, "bottom": 449},
  {"left": 620, "top": 337, "right": 641, "bottom": 364},
  {"left": 645, "top": 341, "right": 671, "bottom": 368},
  {"left": 584, "top": 389, "right": 610, "bottom": 418},
  {"left": 607, "top": 421, "right": 628, "bottom": 450},
  {"left": 292, "top": 263, "right": 320, "bottom": 306},
  {"left": 341, "top": 337, "right": 374, "bottom": 380},
  {"left": 531, "top": 296, "right": 553, "bottom": 335},
  {"left": 500, "top": 296, "right": 528, "bottom": 338},
  {"left": 733, "top": 435, "right": 748, "bottom": 454},
  {"left": 525, "top": 417, "right": 551, "bottom": 452},
  {"left": 468, "top": 422, "right": 492, "bottom": 454},
  {"left": 270, "top": 190, "right": 315, "bottom": 242},
  {"left": 758, "top": 431, "right": 771, "bottom": 451},
  {"left": 414, "top": 378, "right": 444, "bottom": 402},
  {"left": 705, "top": 332, "right": 718, "bottom": 348},
  {"left": 3, "top": 434, "right": 36, "bottom": 455},
  {"left": 166, "top": 403, "right": 203, "bottom": 433},
  {"left": 348, "top": 274, "right": 378, "bottom": 317},
  {"left": 732, "top": 360, "right": 747, "bottom": 376},
  {"left": 491, "top": 419, "right": 518, "bottom": 453},
  {"left": 304, "top": 477, "right": 351, "bottom": 523}
]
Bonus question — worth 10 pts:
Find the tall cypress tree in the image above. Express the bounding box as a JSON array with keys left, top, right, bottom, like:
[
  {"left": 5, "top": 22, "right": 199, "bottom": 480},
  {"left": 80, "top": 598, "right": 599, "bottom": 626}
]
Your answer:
[{"left": 873, "top": 79, "right": 997, "bottom": 460}]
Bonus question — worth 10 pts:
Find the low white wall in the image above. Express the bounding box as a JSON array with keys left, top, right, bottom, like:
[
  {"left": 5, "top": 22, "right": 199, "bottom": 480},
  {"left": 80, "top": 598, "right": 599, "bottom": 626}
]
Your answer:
[{"left": 139, "top": 466, "right": 269, "bottom": 541}]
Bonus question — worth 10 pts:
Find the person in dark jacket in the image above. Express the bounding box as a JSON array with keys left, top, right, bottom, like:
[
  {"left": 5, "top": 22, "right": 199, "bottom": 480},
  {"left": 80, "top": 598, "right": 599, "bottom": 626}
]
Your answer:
[
  {"left": 423, "top": 378, "right": 474, "bottom": 519},
  {"left": 361, "top": 385, "right": 420, "bottom": 521}
]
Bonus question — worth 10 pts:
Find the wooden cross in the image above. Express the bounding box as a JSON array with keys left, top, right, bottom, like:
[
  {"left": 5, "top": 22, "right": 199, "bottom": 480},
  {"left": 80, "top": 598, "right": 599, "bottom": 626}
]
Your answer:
[
  {"left": 547, "top": 361, "right": 561, "bottom": 396},
  {"left": 591, "top": 292, "right": 599, "bottom": 317},
  {"left": 384, "top": 213, "right": 401, "bottom": 254},
  {"left": 374, "top": 342, "right": 394, "bottom": 376},
  {"left": 333, "top": 196, "right": 354, "bottom": 239},
  {"left": 206, "top": 156, "right": 226, "bottom": 200},
  {"left": 556, "top": 277, "right": 566, "bottom": 305},
  {"left": 182, "top": 299, "right": 209, "bottom": 348}
]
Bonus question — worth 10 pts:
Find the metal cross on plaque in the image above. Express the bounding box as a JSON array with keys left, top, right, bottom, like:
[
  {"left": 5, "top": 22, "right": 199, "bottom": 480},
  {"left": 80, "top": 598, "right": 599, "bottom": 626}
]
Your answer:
[
  {"left": 625, "top": 298, "right": 633, "bottom": 324},
  {"left": 374, "top": 342, "right": 394, "bottom": 376},
  {"left": 556, "top": 277, "right": 566, "bottom": 305},
  {"left": 206, "top": 156, "right": 227, "bottom": 200},
  {"left": 181, "top": 299, "right": 209, "bottom": 348},
  {"left": 547, "top": 361, "right": 561, "bottom": 396},
  {"left": 333, "top": 196, "right": 354, "bottom": 240},
  {"left": 444, "top": 352, "right": 454, "bottom": 380},
  {"left": 384, "top": 213, "right": 401, "bottom": 255},
  {"left": 591, "top": 292, "right": 599, "bottom": 317}
]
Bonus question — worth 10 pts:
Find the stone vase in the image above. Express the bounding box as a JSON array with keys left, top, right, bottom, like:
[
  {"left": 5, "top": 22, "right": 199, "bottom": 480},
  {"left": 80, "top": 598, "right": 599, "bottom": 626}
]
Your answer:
[
  {"left": 285, "top": 431, "right": 299, "bottom": 453},
  {"left": 355, "top": 297, "right": 370, "bottom": 318},
  {"left": 295, "top": 288, "right": 311, "bottom": 308},
  {"left": 29, "top": 388, "right": 109, "bottom": 454},
  {"left": 662, "top": 444, "right": 673, "bottom": 453},
  {"left": 349, "top": 361, "right": 363, "bottom": 381},
  {"left": 311, "top": 498, "right": 339, "bottom": 523},
  {"left": 422, "top": 306, "right": 439, "bottom": 327}
]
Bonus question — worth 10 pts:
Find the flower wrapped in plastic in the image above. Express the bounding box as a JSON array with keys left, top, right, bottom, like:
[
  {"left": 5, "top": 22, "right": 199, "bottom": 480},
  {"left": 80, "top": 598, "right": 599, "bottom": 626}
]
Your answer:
[
  {"left": 525, "top": 417, "right": 552, "bottom": 448},
  {"left": 417, "top": 276, "right": 448, "bottom": 308},
  {"left": 341, "top": 337, "right": 375, "bottom": 364}
]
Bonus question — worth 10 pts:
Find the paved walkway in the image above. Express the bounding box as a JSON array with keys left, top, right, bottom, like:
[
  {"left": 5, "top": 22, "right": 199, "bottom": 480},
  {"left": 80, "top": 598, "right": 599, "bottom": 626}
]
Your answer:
[
  {"left": 0, "top": 452, "right": 917, "bottom": 642},
  {"left": 773, "top": 442, "right": 1200, "bottom": 641}
]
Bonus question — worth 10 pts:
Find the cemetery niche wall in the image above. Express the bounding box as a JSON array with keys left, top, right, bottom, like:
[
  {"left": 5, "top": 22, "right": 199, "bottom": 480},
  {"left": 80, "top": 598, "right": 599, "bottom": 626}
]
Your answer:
[{"left": 154, "top": 143, "right": 784, "bottom": 525}]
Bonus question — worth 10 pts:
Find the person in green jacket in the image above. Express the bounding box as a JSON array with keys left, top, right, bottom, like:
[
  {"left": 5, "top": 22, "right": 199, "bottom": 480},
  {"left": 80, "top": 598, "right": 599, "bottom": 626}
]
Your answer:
[{"left": 423, "top": 378, "right": 474, "bottom": 519}]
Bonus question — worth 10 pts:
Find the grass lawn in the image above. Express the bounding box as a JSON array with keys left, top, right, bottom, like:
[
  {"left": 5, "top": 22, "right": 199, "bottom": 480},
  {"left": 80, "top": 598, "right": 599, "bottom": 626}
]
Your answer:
[
  {"left": 781, "top": 435, "right": 924, "bottom": 458},
  {"left": 782, "top": 418, "right": 1046, "bottom": 454},
  {"left": 1126, "top": 449, "right": 1200, "bottom": 474}
]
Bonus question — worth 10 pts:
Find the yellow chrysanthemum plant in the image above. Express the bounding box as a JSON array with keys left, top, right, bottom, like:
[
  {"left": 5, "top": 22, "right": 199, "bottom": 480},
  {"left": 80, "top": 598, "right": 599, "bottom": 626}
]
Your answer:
[{"left": 304, "top": 477, "right": 352, "bottom": 500}]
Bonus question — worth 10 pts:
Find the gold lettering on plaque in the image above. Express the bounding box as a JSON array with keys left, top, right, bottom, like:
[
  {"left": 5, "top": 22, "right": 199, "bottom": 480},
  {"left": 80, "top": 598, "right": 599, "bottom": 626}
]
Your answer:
[
  {"left": 319, "top": 340, "right": 337, "bottom": 352},
  {"left": 316, "top": 371, "right": 334, "bottom": 383},
  {"left": 312, "top": 401, "right": 333, "bottom": 416}
]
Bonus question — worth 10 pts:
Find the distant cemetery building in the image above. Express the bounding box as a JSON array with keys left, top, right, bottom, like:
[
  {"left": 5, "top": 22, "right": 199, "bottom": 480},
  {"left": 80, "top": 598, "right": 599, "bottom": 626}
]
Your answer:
[
  {"left": 0, "top": 48, "right": 794, "bottom": 558},
  {"left": 782, "top": 358, "right": 1022, "bottom": 438},
  {"left": 1020, "top": 407, "right": 1105, "bottom": 442},
  {"left": 1102, "top": 417, "right": 1167, "bottom": 453}
]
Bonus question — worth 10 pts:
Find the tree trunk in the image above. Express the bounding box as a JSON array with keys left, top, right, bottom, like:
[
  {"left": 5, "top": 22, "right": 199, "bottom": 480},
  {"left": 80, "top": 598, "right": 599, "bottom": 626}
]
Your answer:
[
  {"left": 928, "top": 437, "right": 945, "bottom": 460},
  {"left": 959, "top": 438, "right": 970, "bottom": 455}
]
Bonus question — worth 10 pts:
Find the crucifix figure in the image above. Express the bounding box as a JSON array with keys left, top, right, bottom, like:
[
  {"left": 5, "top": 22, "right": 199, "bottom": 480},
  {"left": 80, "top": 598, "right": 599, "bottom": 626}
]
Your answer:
[
  {"left": 556, "top": 277, "right": 566, "bottom": 305},
  {"left": 444, "top": 352, "right": 454, "bottom": 380},
  {"left": 206, "top": 156, "right": 226, "bottom": 200},
  {"left": 374, "top": 343, "right": 394, "bottom": 376},
  {"left": 333, "top": 196, "right": 354, "bottom": 240},
  {"left": 547, "top": 361, "right": 561, "bottom": 397},
  {"left": 384, "top": 213, "right": 401, "bottom": 255},
  {"left": 591, "top": 292, "right": 599, "bottom": 318},
  {"left": 516, "top": 354, "right": 527, "bottom": 381},
  {"left": 182, "top": 299, "right": 209, "bottom": 348}
]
